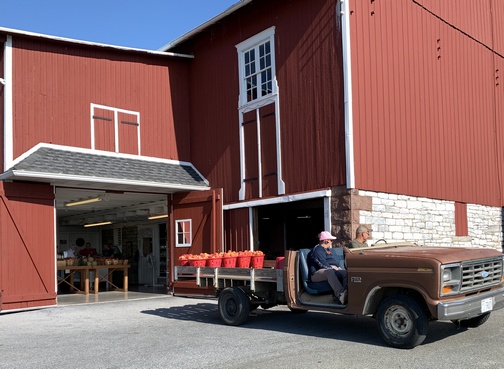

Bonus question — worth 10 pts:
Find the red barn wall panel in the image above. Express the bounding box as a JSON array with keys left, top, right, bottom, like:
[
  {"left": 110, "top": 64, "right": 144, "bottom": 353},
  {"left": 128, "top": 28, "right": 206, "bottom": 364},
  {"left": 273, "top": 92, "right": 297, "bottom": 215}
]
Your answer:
[
  {"left": 350, "top": 0, "right": 503, "bottom": 206},
  {"left": 260, "top": 105, "right": 278, "bottom": 198},
  {"left": 172, "top": 0, "right": 345, "bottom": 204},
  {"left": 0, "top": 182, "right": 56, "bottom": 311},
  {"left": 10, "top": 37, "right": 191, "bottom": 161},
  {"left": 224, "top": 207, "right": 250, "bottom": 252},
  {"left": 118, "top": 112, "right": 139, "bottom": 155}
]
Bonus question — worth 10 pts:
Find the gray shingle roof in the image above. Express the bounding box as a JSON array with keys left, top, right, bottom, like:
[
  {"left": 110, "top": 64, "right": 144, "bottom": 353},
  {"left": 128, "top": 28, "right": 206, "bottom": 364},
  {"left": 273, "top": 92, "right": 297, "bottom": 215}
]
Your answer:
[{"left": 3, "top": 146, "right": 208, "bottom": 190}]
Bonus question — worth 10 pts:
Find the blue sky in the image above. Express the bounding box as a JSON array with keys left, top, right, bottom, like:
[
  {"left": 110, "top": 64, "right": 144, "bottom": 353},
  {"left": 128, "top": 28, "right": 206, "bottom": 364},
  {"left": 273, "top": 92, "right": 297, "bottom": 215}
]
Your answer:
[{"left": 0, "top": 0, "right": 239, "bottom": 50}]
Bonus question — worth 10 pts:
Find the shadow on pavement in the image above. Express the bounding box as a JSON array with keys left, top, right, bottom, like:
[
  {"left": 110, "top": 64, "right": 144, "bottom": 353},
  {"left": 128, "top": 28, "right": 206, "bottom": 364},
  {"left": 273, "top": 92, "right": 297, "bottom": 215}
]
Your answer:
[{"left": 141, "top": 299, "right": 469, "bottom": 347}]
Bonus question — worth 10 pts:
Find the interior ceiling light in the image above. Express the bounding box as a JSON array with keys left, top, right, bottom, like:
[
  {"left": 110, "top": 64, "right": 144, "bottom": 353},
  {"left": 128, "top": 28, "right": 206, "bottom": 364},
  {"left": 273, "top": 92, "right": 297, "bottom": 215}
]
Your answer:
[
  {"left": 148, "top": 214, "right": 169, "bottom": 220},
  {"left": 65, "top": 197, "right": 102, "bottom": 207},
  {"left": 83, "top": 221, "right": 112, "bottom": 228}
]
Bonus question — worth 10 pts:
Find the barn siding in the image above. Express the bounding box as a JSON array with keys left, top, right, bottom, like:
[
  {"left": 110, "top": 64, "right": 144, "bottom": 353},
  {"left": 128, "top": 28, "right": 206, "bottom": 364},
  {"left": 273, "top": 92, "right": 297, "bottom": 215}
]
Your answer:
[
  {"left": 350, "top": 0, "right": 504, "bottom": 207},
  {"left": 10, "top": 37, "right": 191, "bottom": 162},
  {"left": 0, "top": 182, "right": 56, "bottom": 311},
  {"left": 172, "top": 0, "right": 346, "bottom": 204},
  {"left": 224, "top": 208, "right": 251, "bottom": 252}
]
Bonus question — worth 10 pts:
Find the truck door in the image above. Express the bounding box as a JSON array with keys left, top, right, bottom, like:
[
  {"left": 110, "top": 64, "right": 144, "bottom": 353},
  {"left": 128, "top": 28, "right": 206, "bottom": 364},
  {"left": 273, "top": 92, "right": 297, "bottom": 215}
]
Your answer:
[
  {"left": 283, "top": 250, "right": 301, "bottom": 309},
  {"left": 170, "top": 188, "right": 223, "bottom": 295}
]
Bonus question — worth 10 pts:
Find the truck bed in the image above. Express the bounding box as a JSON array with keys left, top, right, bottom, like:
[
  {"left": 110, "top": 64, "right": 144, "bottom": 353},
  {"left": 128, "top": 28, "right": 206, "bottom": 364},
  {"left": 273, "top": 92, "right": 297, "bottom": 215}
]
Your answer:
[{"left": 174, "top": 266, "right": 283, "bottom": 292}]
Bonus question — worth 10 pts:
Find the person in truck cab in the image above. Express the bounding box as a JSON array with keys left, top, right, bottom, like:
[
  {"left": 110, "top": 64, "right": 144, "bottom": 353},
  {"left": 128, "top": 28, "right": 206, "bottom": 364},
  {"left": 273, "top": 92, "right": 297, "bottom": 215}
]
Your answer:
[
  {"left": 348, "top": 225, "right": 371, "bottom": 248},
  {"left": 307, "top": 231, "right": 348, "bottom": 304}
]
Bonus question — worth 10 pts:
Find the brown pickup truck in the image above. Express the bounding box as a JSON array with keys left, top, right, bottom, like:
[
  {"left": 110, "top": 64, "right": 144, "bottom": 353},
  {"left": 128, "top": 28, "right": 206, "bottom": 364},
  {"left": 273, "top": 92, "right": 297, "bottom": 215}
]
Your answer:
[{"left": 174, "top": 242, "right": 504, "bottom": 348}]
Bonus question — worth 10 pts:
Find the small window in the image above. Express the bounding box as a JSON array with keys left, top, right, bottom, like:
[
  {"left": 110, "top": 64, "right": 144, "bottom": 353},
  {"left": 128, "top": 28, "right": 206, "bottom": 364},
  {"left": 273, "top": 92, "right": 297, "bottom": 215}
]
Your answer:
[
  {"left": 176, "top": 219, "right": 192, "bottom": 247},
  {"left": 237, "top": 27, "right": 276, "bottom": 108}
]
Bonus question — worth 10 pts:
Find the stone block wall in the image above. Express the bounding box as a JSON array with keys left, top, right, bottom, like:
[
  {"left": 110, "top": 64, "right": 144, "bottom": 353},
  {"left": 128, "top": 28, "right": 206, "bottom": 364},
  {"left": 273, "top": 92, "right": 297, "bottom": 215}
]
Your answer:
[{"left": 355, "top": 190, "right": 503, "bottom": 250}]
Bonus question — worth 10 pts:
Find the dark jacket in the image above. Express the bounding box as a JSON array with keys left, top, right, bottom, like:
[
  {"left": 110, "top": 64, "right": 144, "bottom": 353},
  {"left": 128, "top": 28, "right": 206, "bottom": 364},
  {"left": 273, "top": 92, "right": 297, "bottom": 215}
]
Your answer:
[{"left": 307, "top": 244, "right": 339, "bottom": 276}]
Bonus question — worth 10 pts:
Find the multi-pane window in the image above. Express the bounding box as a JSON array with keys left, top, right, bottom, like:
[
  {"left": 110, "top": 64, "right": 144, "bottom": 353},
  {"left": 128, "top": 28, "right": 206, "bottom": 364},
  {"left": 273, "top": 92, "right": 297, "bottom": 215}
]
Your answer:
[
  {"left": 244, "top": 41, "right": 272, "bottom": 102},
  {"left": 237, "top": 27, "right": 276, "bottom": 108},
  {"left": 175, "top": 219, "right": 192, "bottom": 247}
]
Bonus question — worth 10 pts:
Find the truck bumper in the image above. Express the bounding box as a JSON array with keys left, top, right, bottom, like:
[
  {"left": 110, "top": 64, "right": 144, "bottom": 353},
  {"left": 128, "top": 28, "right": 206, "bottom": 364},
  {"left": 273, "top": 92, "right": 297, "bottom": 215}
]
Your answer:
[{"left": 437, "top": 287, "right": 504, "bottom": 320}]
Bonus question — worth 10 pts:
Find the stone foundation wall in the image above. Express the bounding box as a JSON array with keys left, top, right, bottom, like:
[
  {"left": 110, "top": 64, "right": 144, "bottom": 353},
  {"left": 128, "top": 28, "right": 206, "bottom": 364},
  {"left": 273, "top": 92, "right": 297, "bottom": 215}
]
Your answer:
[{"left": 330, "top": 187, "right": 503, "bottom": 251}]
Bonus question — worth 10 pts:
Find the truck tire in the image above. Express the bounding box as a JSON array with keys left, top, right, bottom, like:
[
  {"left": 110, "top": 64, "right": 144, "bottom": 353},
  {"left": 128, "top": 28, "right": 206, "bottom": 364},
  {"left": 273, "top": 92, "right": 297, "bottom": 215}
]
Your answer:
[
  {"left": 218, "top": 287, "right": 251, "bottom": 326},
  {"left": 451, "top": 312, "right": 491, "bottom": 328},
  {"left": 376, "top": 295, "right": 428, "bottom": 349}
]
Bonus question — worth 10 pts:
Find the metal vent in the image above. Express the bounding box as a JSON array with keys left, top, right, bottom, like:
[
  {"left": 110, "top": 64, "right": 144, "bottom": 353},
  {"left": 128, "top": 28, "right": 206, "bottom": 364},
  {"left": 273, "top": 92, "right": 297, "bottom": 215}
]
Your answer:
[{"left": 461, "top": 258, "right": 503, "bottom": 292}]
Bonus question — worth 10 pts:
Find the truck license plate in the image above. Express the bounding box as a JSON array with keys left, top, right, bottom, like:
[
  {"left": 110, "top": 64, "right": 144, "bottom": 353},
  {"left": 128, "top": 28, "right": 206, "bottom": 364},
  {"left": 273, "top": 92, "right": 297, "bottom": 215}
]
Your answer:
[{"left": 481, "top": 297, "right": 493, "bottom": 313}]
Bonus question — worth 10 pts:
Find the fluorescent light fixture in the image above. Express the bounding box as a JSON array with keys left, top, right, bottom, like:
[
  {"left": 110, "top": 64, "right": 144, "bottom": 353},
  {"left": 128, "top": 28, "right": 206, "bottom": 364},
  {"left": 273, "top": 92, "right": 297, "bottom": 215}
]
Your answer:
[
  {"left": 84, "top": 221, "right": 112, "bottom": 228},
  {"left": 148, "top": 214, "right": 169, "bottom": 220},
  {"left": 66, "top": 197, "right": 102, "bottom": 207}
]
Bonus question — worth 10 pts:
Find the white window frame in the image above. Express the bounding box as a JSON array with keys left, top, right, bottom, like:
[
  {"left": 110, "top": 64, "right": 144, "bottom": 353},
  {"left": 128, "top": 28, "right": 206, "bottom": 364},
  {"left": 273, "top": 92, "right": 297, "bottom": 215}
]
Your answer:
[
  {"left": 236, "top": 27, "right": 277, "bottom": 110},
  {"left": 175, "top": 219, "right": 192, "bottom": 247}
]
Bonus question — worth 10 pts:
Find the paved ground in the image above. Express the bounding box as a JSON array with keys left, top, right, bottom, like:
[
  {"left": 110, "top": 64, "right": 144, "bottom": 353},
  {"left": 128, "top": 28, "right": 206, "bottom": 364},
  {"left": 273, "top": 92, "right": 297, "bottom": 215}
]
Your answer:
[{"left": 1, "top": 295, "right": 504, "bottom": 369}]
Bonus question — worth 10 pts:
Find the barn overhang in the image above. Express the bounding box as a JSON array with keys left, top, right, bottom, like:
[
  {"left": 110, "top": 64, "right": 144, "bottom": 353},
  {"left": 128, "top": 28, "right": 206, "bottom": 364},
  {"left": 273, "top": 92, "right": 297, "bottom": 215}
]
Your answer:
[{"left": 0, "top": 143, "right": 210, "bottom": 193}]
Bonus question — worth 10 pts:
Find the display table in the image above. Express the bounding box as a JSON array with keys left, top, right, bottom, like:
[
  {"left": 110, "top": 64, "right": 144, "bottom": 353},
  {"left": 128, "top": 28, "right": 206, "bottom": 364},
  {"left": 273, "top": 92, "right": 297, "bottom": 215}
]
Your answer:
[
  {"left": 90, "top": 265, "right": 129, "bottom": 294},
  {"left": 57, "top": 265, "right": 129, "bottom": 295},
  {"left": 57, "top": 266, "right": 91, "bottom": 294}
]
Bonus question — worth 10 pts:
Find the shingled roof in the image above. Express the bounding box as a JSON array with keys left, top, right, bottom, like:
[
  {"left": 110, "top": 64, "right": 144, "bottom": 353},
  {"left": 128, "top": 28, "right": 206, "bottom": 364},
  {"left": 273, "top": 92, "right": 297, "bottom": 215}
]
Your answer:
[{"left": 0, "top": 144, "right": 209, "bottom": 193}]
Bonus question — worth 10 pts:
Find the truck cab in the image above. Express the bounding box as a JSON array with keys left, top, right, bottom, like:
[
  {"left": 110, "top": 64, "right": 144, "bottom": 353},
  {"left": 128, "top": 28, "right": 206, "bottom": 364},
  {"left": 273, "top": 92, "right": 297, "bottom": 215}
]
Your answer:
[{"left": 285, "top": 242, "right": 504, "bottom": 348}]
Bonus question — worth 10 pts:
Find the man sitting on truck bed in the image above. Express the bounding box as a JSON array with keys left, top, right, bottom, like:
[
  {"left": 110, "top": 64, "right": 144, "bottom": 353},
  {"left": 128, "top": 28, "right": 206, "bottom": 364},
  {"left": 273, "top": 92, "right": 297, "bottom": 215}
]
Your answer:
[{"left": 307, "top": 231, "right": 348, "bottom": 304}]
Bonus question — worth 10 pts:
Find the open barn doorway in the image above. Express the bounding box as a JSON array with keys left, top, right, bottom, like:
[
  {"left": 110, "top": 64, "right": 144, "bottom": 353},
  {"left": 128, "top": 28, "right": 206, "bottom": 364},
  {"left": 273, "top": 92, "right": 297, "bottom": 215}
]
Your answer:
[{"left": 256, "top": 198, "right": 325, "bottom": 260}]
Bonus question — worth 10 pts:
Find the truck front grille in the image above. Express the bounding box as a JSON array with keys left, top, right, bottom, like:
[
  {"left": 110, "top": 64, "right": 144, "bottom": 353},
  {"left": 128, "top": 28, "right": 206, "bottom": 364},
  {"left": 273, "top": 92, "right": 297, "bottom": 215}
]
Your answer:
[{"left": 461, "top": 258, "right": 503, "bottom": 292}]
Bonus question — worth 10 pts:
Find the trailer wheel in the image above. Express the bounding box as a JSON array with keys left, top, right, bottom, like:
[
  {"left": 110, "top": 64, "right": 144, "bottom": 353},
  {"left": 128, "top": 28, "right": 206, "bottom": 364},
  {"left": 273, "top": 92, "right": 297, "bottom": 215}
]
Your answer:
[
  {"left": 451, "top": 312, "right": 491, "bottom": 328},
  {"left": 218, "top": 287, "right": 251, "bottom": 326},
  {"left": 376, "top": 295, "right": 428, "bottom": 349}
]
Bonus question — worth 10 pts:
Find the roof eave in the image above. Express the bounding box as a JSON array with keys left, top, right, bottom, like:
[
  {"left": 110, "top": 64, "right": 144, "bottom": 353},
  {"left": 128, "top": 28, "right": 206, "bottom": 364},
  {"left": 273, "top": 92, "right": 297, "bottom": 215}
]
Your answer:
[
  {"left": 0, "top": 26, "right": 194, "bottom": 59},
  {"left": 158, "top": 0, "right": 253, "bottom": 51}
]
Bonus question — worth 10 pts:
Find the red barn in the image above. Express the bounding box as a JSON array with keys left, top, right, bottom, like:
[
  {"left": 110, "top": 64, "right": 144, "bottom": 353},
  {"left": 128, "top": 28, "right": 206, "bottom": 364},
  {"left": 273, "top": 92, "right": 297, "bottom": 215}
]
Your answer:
[{"left": 1, "top": 0, "right": 503, "bottom": 311}]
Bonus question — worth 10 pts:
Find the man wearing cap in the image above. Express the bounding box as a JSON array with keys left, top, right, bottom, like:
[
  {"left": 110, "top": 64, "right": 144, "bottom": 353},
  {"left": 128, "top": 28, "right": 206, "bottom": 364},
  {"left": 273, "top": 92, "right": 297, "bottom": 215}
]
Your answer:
[
  {"left": 349, "top": 225, "right": 371, "bottom": 248},
  {"left": 307, "top": 231, "right": 348, "bottom": 305}
]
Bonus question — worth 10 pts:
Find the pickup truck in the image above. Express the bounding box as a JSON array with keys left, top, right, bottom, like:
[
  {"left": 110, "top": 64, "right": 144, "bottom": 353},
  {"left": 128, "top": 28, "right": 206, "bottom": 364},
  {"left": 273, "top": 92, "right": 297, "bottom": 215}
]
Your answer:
[{"left": 174, "top": 242, "right": 504, "bottom": 348}]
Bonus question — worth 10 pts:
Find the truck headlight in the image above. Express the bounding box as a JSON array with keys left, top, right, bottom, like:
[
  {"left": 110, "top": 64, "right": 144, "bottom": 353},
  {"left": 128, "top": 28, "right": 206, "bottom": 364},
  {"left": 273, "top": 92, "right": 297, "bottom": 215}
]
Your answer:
[{"left": 440, "top": 263, "right": 461, "bottom": 296}]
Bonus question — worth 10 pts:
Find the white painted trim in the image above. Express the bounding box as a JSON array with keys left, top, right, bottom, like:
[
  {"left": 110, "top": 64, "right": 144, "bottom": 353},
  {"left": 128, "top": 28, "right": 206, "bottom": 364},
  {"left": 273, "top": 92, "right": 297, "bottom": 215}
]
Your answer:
[
  {"left": 324, "top": 196, "right": 331, "bottom": 231},
  {"left": 224, "top": 189, "right": 331, "bottom": 210},
  {"left": 3, "top": 36, "right": 13, "bottom": 170},
  {"left": 53, "top": 189, "right": 58, "bottom": 293},
  {"left": 90, "top": 103, "right": 141, "bottom": 155},
  {"left": 256, "top": 109, "right": 263, "bottom": 198},
  {"left": 249, "top": 207, "right": 254, "bottom": 250},
  {"left": 340, "top": 0, "right": 355, "bottom": 189},
  {"left": 238, "top": 112, "right": 246, "bottom": 199},
  {"left": 0, "top": 26, "right": 193, "bottom": 58},
  {"left": 236, "top": 26, "right": 277, "bottom": 111},
  {"left": 237, "top": 27, "right": 285, "bottom": 200},
  {"left": 274, "top": 88, "right": 285, "bottom": 195}
]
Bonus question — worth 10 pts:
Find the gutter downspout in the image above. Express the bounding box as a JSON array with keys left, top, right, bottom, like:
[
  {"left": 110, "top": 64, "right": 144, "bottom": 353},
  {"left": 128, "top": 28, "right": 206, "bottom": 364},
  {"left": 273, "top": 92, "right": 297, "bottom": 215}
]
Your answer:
[
  {"left": 3, "top": 35, "right": 13, "bottom": 171},
  {"left": 340, "top": 0, "right": 355, "bottom": 189}
]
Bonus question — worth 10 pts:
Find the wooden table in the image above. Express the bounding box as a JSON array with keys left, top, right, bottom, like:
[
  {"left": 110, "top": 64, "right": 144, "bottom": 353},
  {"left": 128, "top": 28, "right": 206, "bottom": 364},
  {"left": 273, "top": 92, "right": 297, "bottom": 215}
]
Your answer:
[
  {"left": 57, "top": 266, "right": 91, "bottom": 294},
  {"left": 90, "top": 265, "right": 129, "bottom": 294},
  {"left": 57, "top": 264, "right": 129, "bottom": 295}
]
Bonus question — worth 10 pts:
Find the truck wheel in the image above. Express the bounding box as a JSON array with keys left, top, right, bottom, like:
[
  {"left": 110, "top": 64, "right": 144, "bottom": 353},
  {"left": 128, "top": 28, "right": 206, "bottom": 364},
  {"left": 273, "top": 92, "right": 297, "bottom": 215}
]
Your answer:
[
  {"left": 451, "top": 312, "right": 491, "bottom": 328},
  {"left": 377, "top": 295, "right": 428, "bottom": 349},
  {"left": 218, "top": 287, "right": 251, "bottom": 326}
]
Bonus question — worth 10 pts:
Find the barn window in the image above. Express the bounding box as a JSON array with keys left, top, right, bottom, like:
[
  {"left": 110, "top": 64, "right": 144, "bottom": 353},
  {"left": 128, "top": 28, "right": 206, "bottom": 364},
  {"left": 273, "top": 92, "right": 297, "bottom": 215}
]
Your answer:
[
  {"left": 175, "top": 219, "right": 192, "bottom": 247},
  {"left": 236, "top": 27, "right": 276, "bottom": 108}
]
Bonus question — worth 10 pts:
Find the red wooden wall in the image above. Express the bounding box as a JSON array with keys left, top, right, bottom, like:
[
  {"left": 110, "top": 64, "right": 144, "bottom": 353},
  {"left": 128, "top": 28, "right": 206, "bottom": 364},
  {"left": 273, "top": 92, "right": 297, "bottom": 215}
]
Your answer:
[
  {"left": 350, "top": 0, "right": 504, "bottom": 206},
  {"left": 9, "top": 36, "right": 191, "bottom": 162},
  {"left": 0, "top": 182, "right": 56, "bottom": 311},
  {"left": 171, "top": 0, "right": 346, "bottom": 204}
]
